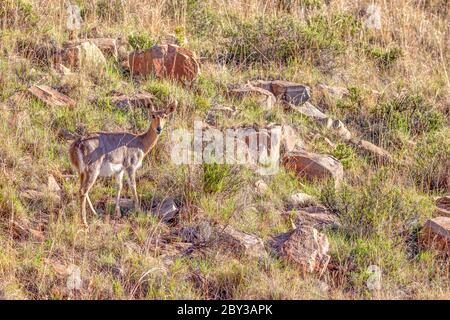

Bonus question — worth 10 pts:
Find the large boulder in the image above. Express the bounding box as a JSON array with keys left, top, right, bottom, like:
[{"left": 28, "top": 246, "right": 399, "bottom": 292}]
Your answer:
[
  {"left": 273, "top": 226, "right": 330, "bottom": 274},
  {"left": 419, "top": 217, "right": 449, "bottom": 257},
  {"left": 283, "top": 150, "right": 343, "bottom": 187},
  {"left": 129, "top": 44, "right": 200, "bottom": 82}
]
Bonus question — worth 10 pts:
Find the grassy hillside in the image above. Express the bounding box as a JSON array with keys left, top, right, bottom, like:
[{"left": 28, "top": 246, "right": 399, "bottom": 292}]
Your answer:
[{"left": 0, "top": 0, "right": 448, "bottom": 299}]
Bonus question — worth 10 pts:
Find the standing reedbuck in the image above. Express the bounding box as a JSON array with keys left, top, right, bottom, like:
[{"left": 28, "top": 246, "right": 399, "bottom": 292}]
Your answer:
[{"left": 69, "top": 101, "right": 176, "bottom": 226}]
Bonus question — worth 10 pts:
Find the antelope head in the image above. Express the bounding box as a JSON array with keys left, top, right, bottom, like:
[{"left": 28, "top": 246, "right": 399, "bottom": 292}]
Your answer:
[{"left": 150, "top": 101, "right": 177, "bottom": 135}]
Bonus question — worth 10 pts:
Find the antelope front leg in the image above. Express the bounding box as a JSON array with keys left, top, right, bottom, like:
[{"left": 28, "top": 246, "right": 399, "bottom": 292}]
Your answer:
[
  {"left": 114, "top": 171, "right": 124, "bottom": 219},
  {"left": 127, "top": 168, "right": 140, "bottom": 212}
]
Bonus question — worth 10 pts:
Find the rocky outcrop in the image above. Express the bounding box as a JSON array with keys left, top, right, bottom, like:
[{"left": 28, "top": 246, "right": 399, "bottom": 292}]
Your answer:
[
  {"left": 283, "top": 150, "right": 343, "bottom": 188},
  {"left": 129, "top": 44, "right": 200, "bottom": 82}
]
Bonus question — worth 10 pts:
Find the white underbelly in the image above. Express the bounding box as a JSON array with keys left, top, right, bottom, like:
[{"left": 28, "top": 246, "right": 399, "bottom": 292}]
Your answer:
[{"left": 99, "top": 162, "right": 124, "bottom": 177}]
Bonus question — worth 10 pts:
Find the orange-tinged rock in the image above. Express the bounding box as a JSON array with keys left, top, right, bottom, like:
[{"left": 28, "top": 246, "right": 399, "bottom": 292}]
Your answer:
[
  {"left": 419, "top": 216, "right": 450, "bottom": 257},
  {"left": 129, "top": 44, "right": 200, "bottom": 82}
]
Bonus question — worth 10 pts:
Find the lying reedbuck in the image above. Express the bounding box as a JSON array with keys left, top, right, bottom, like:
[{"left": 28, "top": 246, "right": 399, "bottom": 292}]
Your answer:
[{"left": 69, "top": 102, "right": 176, "bottom": 226}]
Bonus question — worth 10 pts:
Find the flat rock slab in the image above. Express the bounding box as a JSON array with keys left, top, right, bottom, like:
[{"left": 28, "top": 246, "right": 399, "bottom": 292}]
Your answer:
[
  {"left": 349, "top": 138, "right": 393, "bottom": 164},
  {"left": 150, "top": 198, "right": 179, "bottom": 223},
  {"left": 110, "top": 92, "right": 155, "bottom": 110},
  {"left": 294, "top": 206, "right": 340, "bottom": 230},
  {"left": 419, "top": 216, "right": 450, "bottom": 257},
  {"left": 129, "top": 44, "right": 200, "bottom": 82},
  {"left": 283, "top": 150, "right": 343, "bottom": 188},
  {"left": 229, "top": 84, "right": 276, "bottom": 109},
  {"left": 28, "top": 85, "right": 76, "bottom": 108},
  {"left": 252, "top": 80, "right": 311, "bottom": 105}
]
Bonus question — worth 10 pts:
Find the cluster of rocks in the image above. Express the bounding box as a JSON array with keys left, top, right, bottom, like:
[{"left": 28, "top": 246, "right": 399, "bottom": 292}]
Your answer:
[{"left": 21, "top": 37, "right": 200, "bottom": 108}]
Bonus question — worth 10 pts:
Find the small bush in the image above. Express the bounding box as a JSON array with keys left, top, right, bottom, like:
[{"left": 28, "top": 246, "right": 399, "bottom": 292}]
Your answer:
[
  {"left": 366, "top": 47, "right": 402, "bottom": 69},
  {"left": 202, "top": 163, "right": 231, "bottom": 194},
  {"left": 128, "top": 32, "right": 157, "bottom": 50}
]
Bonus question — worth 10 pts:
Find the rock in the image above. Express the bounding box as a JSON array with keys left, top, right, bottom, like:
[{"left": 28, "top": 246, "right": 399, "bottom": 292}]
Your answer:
[
  {"left": 292, "top": 101, "right": 327, "bottom": 119},
  {"left": 218, "top": 226, "right": 266, "bottom": 259},
  {"left": 67, "top": 38, "right": 127, "bottom": 59},
  {"left": 229, "top": 84, "right": 276, "bottom": 109},
  {"left": 129, "top": 44, "right": 200, "bottom": 82},
  {"left": 275, "top": 226, "right": 330, "bottom": 274},
  {"left": 362, "top": 4, "right": 382, "bottom": 30},
  {"left": 110, "top": 92, "right": 155, "bottom": 110},
  {"left": 28, "top": 85, "right": 76, "bottom": 108},
  {"left": 47, "top": 175, "right": 61, "bottom": 194},
  {"left": 283, "top": 150, "right": 344, "bottom": 188},
  {"left": 435, "top": 196, "right": 450, "bottom": 217},
  {"left": 66, "top": 264, "right": 82, "bottom": 291},
  {"left": 10, "top": 221, "right": 45, "bottom": 241},
  {"left": 349, "top": 139, "right": 393, "bottom": 164},
  {"left": 255, "top": 179, "right": 269, "bottom": 194},
  {"left": 252, "top": 80, "right": 311, "bottom": 105},
  {"left": 179, "top": 221, "right": 214, "bottom": 244},
  {"left": 325, "top": 118, "right": 352, "bottom": 141},
  {"left": 293, "top": 206, "right": 340, "bottom": 230},
  {"left": 289, "top": 193, "right": 316, "bottom": 207},
  {"left": 54, "top": 41, "right": 107, "bottom": 70},
  {"left": 278, "top": 124, "right": 303, "bottom": 153},
  {"left": 317, "top": 84, "right": 349, "bottom": 99},
  {"left": 150, "top": 198, "right": 179, "bottom": 223},
  {"left": 419, "top": 217, "right": 449, "bottom": 256}
]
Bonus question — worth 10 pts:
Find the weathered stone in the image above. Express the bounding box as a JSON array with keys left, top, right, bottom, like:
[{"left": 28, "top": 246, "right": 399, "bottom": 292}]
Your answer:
[
  {"left": 294, "top": 206, "right": 340, "bottom": 230},
  {"left": 150, "top": 198, "right": 179, "bottom": 223},
  {"left": 276, "top": 226, "right": 330, "bottom": 274},
  {"left": 326, "top": 118, "right": 352, "bottom": 141},
  {"left": 419, "top": 217, "right": 449, "bottom": 257},
  {"left": 28, "top": 85, "right": 76, "bottom": 108},
  {"left": 219, "top": 226, "right": 266, "bottom": 259},
  {"left": 255, "top": 179, "right": 269, "bottom": 194},
  {"left": 349, "top": 138, "right": 393, "bottom": 164},
  {"left": 229, "top": 84, "right": 276, "bottom": 109},
  {"left": 362, "top": 4, "right": 382, "bottom": 30},
  {"left": 129, "top": 44, "right": 200, "bottom": 82},
  {"left": 54, "top": 41, "right": 107, "bottom": 70},
  {"left": 289, "top": 193, "right": 316, "bottom": 207},
  {"left": 292, "top": 101, "right": 327, "bottom": 119},
  {"left": 67, "top": 38, "right": 127, "bottom": 59},
  {"left": 110, "top": 92, "right": 155, "bottom": 110},
  {"left": 252, "top": 80, "right": 310, "bottom": 105},
  {"left": 435, "top": 196, "right": 450, "bottom": 218},
  {"left": 317, "top": 84, "right": 349, "bottom": 99},
  {"left": 283, "top": 150, "right": 343, "bottom": 187},
  {"left": 179, "top": 221, "right": 214, "bottom": 244}
]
